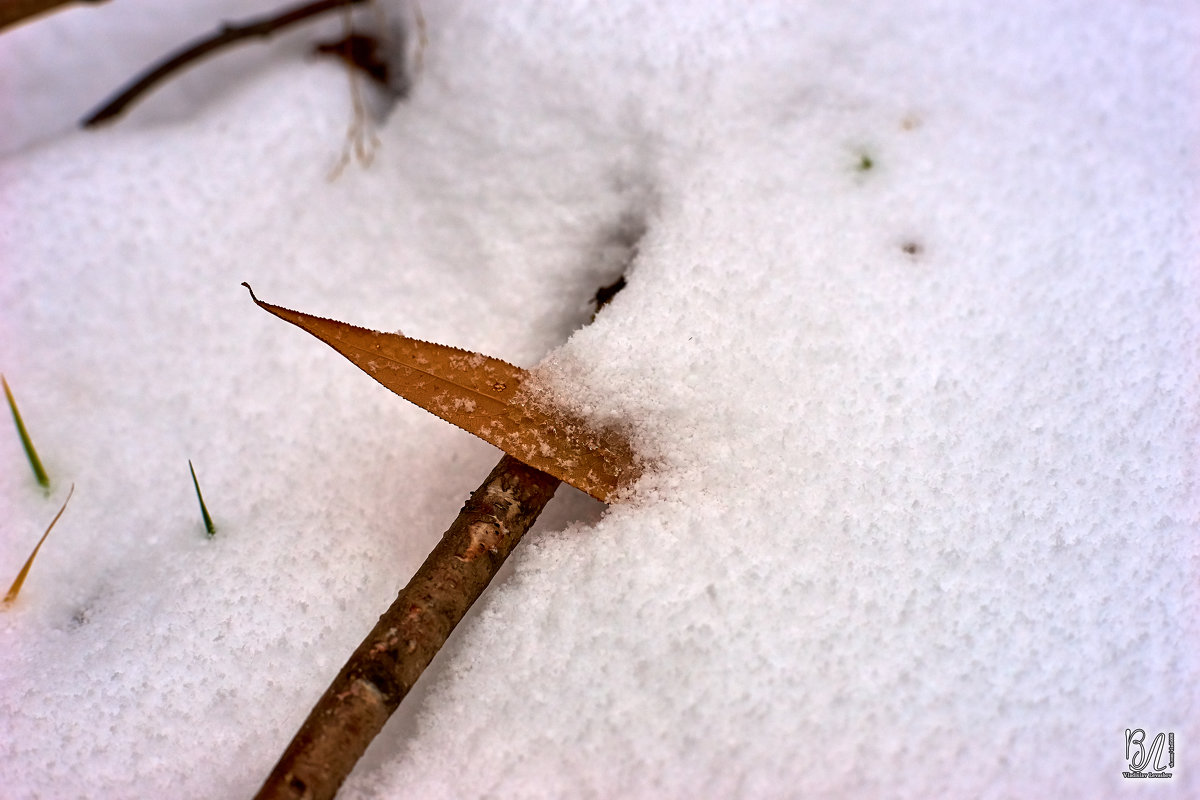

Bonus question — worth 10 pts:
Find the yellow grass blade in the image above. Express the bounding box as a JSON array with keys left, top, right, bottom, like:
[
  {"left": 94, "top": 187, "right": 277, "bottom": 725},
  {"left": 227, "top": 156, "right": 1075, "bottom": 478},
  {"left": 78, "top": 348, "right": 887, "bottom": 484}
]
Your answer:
[{"left": 4, "top": 484, "right": 74, "bottom": 607}]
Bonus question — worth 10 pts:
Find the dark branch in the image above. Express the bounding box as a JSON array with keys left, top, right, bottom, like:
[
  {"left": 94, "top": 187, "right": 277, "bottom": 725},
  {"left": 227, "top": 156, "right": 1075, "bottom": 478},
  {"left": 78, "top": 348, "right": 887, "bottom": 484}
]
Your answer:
[{"left": 81, "top": 0, "right": 368, "bottom": 128}]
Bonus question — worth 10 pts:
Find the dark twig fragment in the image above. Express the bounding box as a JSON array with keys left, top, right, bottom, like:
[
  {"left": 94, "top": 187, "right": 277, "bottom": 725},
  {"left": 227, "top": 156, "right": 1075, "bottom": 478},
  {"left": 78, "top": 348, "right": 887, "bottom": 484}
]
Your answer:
[
  {"left": 81, "top": 0, "right": 368, "bottom": 127},
  {"left": 254, "top": 456, "right": 560, "bottom": 800},
  {"left": 315, "top": 33, "right": 389, "bottom": 87},
  {"left": 593, "top": 275, "right": 627, "bottom": 314}
]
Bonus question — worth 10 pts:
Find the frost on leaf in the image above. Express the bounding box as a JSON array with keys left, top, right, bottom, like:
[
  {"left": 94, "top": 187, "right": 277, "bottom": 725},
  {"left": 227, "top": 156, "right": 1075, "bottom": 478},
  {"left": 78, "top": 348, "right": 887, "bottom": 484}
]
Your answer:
[{"left": 244, "top": 285, "right": 641, "bottom": 502}]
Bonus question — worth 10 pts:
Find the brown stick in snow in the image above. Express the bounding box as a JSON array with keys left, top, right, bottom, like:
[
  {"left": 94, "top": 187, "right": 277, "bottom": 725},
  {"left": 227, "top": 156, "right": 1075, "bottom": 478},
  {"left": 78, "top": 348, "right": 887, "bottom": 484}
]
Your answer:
[
  {"left": 0, "top": 0, "right": 107, "bottom": 33},
  {"left": 80, "top": 0, "right": 368, "bottom": 127},
  {"left": 254, "top": 455, "right": 561, "bottom": 800}
]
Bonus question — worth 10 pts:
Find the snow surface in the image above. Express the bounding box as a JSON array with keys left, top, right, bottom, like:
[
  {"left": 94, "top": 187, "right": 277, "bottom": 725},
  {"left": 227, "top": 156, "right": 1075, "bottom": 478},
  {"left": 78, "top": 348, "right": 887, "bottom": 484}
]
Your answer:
[{"left": 2, "top": 1, "right": 1198, "bottom": 797}]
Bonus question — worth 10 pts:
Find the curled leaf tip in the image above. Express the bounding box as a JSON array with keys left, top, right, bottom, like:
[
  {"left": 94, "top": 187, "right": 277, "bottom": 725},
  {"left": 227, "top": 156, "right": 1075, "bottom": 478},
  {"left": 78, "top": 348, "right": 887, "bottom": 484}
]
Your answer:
[{"left": 242, "top": 282, "right": 260, "bottom": 303}]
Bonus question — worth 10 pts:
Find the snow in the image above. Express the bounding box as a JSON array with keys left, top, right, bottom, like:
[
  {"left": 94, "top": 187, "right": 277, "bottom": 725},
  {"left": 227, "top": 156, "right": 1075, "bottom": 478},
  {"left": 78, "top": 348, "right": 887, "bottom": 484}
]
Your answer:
[{"left": 2, "top": 0, "right": 1197, "bottom": 797}]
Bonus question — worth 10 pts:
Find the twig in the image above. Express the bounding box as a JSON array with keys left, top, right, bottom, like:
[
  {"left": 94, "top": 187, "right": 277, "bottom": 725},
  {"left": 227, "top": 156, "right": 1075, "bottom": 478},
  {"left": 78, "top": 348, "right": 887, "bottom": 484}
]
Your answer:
[
  {"left": 80, "top": 0, "right": 368, "bottom": 128},
  {"left": 254, "top": 455, "right": 560, "bottom": 800},
  {"left": 0, "top": 0, "right": 107, "bottom": 33}
]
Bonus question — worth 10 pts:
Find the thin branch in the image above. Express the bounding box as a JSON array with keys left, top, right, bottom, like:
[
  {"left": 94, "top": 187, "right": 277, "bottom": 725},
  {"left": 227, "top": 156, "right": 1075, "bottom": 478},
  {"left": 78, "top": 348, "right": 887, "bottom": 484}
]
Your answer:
[
  {"left": 81, "top": 0, "right": 368, "bottom": 128},
  {"left": 0, "top": 0, "right": 107, "bottom": 34},
  {"left": 254, "top": 456, "right": 561, "bottom": 800}
]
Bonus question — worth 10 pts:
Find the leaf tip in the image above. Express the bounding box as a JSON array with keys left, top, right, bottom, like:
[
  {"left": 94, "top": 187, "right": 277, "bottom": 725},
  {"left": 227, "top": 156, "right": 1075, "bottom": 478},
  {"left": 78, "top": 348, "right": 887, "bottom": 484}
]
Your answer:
[{"left": 242, "top": 282, "right": 260, "bottom": 303}]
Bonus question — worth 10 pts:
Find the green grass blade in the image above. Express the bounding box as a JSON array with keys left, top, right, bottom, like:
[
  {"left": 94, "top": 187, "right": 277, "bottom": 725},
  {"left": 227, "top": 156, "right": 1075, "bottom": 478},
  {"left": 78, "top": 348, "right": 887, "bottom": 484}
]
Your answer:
[
  {"left": 189, "top": 460, "right": 216, "bottom": 537},
  {"left": 4, "top": 484, "right": 73, "bottom": 607},
  {"left": 2, "top": 375, "right": 50, "bottom": 490}
]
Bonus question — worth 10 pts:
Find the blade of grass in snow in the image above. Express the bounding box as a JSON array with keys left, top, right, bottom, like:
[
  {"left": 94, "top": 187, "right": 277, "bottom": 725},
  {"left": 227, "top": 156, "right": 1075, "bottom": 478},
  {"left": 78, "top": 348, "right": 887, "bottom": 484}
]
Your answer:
[
  {"left": 189, "top": 460, "right": 215, "bottom": 537},
  {"left": 2, "top": 375, "right": 50, "bottom": 490},
  {"left": 3, "top": 484, "right": 73, "bottom": 607}
]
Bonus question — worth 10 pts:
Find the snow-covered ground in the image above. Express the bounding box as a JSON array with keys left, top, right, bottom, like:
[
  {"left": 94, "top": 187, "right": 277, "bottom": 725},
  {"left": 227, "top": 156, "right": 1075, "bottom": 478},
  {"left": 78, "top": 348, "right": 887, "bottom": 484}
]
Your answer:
[{"left": 2, "top": 1, "right": 1197, "bottom": 797}]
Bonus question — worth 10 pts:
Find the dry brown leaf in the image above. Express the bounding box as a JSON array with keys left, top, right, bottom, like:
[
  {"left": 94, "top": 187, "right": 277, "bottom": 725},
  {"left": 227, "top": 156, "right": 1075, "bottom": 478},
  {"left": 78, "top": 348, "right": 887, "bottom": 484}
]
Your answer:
[{"left": 244, "top": 285, "right": 640, "bottom": 502}]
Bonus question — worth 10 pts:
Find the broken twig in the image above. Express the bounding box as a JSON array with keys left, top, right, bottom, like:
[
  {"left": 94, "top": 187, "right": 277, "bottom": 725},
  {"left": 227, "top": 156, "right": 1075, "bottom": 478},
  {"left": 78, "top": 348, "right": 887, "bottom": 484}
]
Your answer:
[
  {"left": 81, "top": 0, "right": 368, "bottom": 127},
  {"left": 254, "top": 456, "right": 560, "bottom": 800}
]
